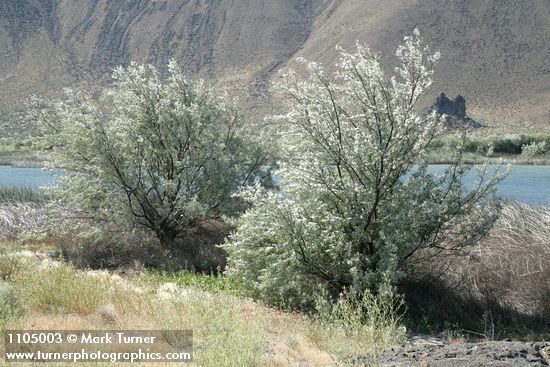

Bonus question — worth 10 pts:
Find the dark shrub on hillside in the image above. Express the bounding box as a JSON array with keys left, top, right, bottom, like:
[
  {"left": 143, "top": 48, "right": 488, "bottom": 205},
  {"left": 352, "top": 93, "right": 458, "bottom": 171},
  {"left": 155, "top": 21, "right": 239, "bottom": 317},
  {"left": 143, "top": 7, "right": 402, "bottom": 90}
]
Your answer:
[{"left": 490, "top": 137, "right": 522, "bottom": 154}]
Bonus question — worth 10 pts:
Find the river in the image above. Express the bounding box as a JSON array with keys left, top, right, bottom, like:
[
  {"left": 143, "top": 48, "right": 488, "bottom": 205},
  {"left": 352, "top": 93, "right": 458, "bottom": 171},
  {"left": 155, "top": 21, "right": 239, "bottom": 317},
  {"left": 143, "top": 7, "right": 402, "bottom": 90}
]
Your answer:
[{"left": 0, "top": 165, "right": 548, "bottom": 206}]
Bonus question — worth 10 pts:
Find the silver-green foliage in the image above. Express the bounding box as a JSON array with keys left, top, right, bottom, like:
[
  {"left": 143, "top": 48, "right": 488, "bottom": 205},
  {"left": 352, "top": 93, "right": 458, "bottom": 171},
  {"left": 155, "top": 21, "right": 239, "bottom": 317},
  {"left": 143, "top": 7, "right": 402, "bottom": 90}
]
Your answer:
[
  {"left": 521, "top": 141, "right": 548, "bottom": 158},
  {"left": 0, "top": 281, "right": 19, "bottom": 319},
  {"left": 224, "top": 30, "right": 506, "bottom": 307},
  {"left": 37, "top": 61, "right": 269, "bottom": 248}
]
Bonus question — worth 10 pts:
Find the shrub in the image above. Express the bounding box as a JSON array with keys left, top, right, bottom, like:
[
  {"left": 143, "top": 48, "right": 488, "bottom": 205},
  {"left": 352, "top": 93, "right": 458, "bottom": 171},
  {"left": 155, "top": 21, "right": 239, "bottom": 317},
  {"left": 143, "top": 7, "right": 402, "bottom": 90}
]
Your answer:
[
  {"left": 521, "top": 141, "right": 548, "bottom": 157},
  {"left": 491, "top": 137, "right": 522, "bottom": 154},
  {"left": 36, "top": 61, "right": 271, "bottom": 251},
  {"left": 224, "top": 29, "right": 505, "bottom": 307},
  {"left": 53, "top": 226, "right": 164, "bottom": 269},
  {"left": 0, "top": 281, "right": 20, "bottom": 320}
]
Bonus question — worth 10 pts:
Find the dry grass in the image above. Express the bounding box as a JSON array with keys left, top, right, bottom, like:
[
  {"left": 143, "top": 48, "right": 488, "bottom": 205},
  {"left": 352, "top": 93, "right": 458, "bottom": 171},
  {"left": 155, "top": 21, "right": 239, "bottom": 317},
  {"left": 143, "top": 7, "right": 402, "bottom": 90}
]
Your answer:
[
  {"left": 308, "top": 287, "right": 406, "bottom": 366},
  {"left": 0, "top": 203, "right": 48, "bottom": 242},
  {"left": 0, "top": 252, "right": 403, "bottom": 366},
  {"left": 468, "top": 203, "right": 550, "bottom": 318},
  {"left": 413, "top": 202, "right": 550, "bottom": 337}
]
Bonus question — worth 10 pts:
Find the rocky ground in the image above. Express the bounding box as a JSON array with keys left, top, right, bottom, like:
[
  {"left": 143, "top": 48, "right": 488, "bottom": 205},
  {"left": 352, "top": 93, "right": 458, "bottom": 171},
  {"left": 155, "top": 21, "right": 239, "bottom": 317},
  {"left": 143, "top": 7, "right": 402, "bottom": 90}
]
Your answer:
[{"left": 382, "top": 335, "right": 549, "bottom": 367}]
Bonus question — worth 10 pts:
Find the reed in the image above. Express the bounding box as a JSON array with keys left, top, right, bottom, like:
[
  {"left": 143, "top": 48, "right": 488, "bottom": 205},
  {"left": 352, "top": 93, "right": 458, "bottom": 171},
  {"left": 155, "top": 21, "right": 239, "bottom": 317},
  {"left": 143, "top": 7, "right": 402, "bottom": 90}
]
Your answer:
[{"left": 0, "top": 185, "right": 47, "bottom": 204}]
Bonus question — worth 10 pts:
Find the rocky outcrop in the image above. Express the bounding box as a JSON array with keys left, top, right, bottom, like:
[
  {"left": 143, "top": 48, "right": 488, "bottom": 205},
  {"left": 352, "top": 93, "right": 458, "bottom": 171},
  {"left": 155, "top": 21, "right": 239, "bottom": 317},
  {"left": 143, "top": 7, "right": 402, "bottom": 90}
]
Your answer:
[
  {"left": 433, "top": 93, "right": 467, "bottom": 118},
  {"left": 431, "top": 93, "right": 482, "bottom": 129},
  {"left": 383, "top": 335, "right": 550, "bottom": 367}
]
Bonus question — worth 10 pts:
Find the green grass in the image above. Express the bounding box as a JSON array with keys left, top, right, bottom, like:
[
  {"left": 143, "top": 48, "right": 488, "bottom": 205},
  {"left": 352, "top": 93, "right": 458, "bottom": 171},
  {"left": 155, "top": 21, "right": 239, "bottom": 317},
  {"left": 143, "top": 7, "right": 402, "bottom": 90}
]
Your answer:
[
  {"left": 0, "top": 253, "right": 272, "bottom": 366},
  {"left": 141, "top": 269, "right": 245, "bottom": 296},
  {"left": 149, "top": 291, "right": 269, "bottom": 367},
  {"left": 0, "top": 186, "right": 48, "bottom": 203},
  {"left": 428, "top": 133, "right": 550, "bottom": 164},
  {"left": 0, "top": 139, "right": 52, "bottom": 168},
  {"left": 307, "top": 283, "right": 406, "bottom": 366},
  {"left": 12, "top": 261, "right": 109, "bottom": 315}
]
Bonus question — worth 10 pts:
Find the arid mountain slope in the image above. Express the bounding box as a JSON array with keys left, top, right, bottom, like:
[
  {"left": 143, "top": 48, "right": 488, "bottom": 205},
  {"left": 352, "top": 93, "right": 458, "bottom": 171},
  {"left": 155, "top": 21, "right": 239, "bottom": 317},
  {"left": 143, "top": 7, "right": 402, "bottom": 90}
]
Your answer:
[
  {"left": 0, "top": 0, "right": 323, "bottom": 135},
  {"left": 0, "top": 0, "right": 548, "bottom": 136},
  {"left": 295, "top": 0, "right": 550, "bottom": 132}
]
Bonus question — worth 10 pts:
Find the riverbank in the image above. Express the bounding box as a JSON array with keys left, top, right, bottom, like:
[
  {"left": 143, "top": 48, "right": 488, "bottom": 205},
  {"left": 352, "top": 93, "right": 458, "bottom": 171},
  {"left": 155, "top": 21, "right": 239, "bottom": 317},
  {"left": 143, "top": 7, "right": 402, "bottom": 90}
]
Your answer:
[
  {"left": 427, "top": 132, "right": 550, "bottom": 165},
  {"left": 0, "top": 143, "right": 53, "bottom": 168},
  {"left": 426, "top": 151, "right": 550, "bottom": 165},
  {"left": 4, "top": 148, "right": 550, "bottom": 168},
  {"left": 0, "top": 198, "right": 548, "bottom": 365},
  {"left": 3, "top": 152, "right": 550, "bottom": 169},
  {"left": 0, "top": 241, "right": 547, "bottom": 366},
  {"left": 383, "top": 335, "right": 550, "bottom": 366},
  {"left": 4, "top": 132, "right": 550, "bottom": 168}
]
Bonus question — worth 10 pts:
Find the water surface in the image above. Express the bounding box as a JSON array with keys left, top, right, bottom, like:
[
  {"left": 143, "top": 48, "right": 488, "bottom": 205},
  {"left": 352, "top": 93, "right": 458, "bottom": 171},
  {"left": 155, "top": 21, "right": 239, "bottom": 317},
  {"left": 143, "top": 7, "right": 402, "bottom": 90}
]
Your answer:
[
  {"left": 426, "top": 164, "right": 550, "bottom": 206},
  {"left": 0, "top": 166, "right": 59, "bottom": 188},
  {"left": 0, "top": 165, "right": 549, "bottom": 206}
]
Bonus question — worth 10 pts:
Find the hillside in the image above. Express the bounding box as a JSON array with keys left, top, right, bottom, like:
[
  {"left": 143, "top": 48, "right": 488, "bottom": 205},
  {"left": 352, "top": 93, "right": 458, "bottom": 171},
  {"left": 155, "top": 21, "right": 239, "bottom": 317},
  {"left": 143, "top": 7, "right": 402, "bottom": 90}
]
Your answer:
[
  {"left": 0, "top": 0, "right": 548, "bottom": 137},
  {"left": 296, "top": 0, "right": 550, "bottom": 132}
]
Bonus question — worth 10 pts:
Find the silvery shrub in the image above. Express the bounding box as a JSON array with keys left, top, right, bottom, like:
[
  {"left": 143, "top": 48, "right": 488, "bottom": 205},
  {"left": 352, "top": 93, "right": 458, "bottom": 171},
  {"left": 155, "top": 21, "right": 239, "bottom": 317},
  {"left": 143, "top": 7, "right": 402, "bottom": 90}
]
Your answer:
[{"left": 224, "top": 30, "right": 505, "bottom": 307}]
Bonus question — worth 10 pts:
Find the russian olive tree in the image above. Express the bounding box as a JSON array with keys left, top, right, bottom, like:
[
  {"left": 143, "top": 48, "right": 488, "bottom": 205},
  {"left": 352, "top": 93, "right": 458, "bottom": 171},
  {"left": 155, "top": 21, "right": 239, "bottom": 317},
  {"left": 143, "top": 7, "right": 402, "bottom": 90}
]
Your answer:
[
  {"left": 38, "top": 61, "right": 270, "bottom": 250},
  {"left": 224, "top": 30, "right": 505, "bottom": 307}
]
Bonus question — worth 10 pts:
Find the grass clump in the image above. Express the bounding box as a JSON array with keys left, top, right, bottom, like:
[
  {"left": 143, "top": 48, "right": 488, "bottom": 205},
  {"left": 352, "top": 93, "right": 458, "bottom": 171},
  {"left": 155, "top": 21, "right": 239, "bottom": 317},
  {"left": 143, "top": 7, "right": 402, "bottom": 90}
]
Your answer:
[
  {"left": 0, "top": 251, "right": 22, "bottom": 281},
  {"left": 12, "top": 261, "right": 108, "bottom": 315},
  {"left": 0, "top": 203, "right": 48, "bottom": 241},
  {"left": 0, "top": 186, "right": 47, "bottom": 204},
  {"left": 309, "top": 280, "right": 406, "bottom": 366},
  {"left": 150, "top": 291, "right": 269, "bottom": 367},
  {"left": 403, "top": 201, "right": 550, "bottom": 340}
]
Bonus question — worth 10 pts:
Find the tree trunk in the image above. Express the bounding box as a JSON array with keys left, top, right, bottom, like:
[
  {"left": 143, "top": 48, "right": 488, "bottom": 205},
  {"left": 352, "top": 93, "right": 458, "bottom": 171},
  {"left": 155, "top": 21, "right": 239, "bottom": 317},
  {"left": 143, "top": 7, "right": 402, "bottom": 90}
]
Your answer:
[{"left": 157, "top": 228, "right": 179, "bottom": 251}]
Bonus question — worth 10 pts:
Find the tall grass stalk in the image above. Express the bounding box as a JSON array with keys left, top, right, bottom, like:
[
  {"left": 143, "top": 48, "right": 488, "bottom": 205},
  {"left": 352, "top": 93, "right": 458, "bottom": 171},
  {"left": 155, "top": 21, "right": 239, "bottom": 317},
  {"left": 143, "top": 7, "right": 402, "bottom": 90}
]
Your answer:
[
  {"left": 311, "top": 280, "right": 406, "bottom": 366},
  {"left": 427, "top": 201, "right": 550, "bottom": 335},
  {"left": 150, "top": 291, "right": 269, "bottom": 367},
  {"left": 0, "top": 186, "right": 47, "bottom": 203},
  {"left": 0, "top": 203, "right": 48, "bottom": 241},
  {"left": 13, "top": 261, "right": 109, "bottom": 315}
]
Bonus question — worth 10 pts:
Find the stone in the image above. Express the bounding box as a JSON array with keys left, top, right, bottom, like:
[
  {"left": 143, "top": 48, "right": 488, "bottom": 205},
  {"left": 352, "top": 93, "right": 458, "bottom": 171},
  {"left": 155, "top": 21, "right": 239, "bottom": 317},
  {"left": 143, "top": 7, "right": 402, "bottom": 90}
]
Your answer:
[
  {"left": 382, "top": 339, "right": 550, "bottom": 366},
  {"left": 96, "top": 303, "right": 119, "bottom": 325},
  {"left": 433, "top": 93, "right": 467, "bottom": 118},
  {"left": 431, "top": 92, "right": 482, "bottom": 129}
]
